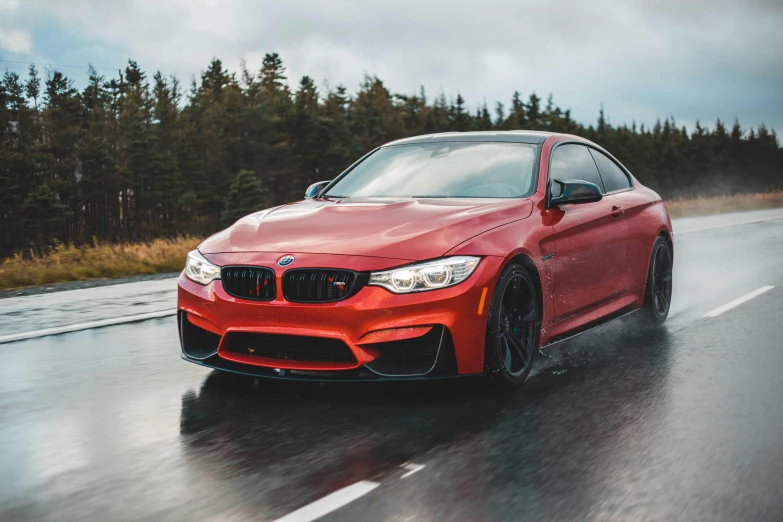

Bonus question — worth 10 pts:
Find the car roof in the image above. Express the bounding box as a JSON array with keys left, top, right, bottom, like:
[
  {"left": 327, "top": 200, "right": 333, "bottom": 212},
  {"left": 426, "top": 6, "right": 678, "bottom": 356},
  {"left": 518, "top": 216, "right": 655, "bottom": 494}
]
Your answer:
[{"left": 383, "top": 130, "right": 558, "bottom": 147}]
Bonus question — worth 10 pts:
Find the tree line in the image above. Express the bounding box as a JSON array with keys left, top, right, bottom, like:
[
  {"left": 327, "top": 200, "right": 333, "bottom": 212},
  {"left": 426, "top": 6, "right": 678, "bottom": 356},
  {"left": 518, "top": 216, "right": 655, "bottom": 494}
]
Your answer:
[{"left": 1, "top": 53, "right": 781, "bottom": 257}]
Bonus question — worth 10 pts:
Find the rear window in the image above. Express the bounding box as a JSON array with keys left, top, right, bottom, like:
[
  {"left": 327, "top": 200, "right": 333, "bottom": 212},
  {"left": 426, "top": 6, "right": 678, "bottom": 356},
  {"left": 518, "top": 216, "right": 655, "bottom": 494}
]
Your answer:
[{"left": 589, "top": 149, "right": 632, "bottom": 192}]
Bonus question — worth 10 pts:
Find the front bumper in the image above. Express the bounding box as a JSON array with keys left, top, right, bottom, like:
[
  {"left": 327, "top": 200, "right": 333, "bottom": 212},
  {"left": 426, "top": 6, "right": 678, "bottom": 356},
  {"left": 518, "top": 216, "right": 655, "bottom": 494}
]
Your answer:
[{"left": 177, "top": 253, "right": 504, "bottom": 379}]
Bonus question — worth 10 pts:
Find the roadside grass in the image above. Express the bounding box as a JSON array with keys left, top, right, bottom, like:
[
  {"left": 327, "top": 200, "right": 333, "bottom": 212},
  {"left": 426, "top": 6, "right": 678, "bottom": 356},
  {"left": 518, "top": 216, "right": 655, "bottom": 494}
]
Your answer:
[
  {"left": 0, "top": 237, "right": 200, "bottom": 291},
  {"left": 665, "top": 190, "right": 783, "bottom": 218},
  {"left": 1, "top": 191, "right": 782, "bottom": 291}
]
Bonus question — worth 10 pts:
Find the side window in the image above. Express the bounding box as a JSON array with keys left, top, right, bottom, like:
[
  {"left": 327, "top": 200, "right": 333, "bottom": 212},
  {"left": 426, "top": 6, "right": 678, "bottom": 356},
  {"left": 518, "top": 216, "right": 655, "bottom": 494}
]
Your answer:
[
  {"left": 589, "top": 149, "right": 632, "bottom": 192},
  {"left": 549, "top": 144, "right": 605, "bottom": 197}
]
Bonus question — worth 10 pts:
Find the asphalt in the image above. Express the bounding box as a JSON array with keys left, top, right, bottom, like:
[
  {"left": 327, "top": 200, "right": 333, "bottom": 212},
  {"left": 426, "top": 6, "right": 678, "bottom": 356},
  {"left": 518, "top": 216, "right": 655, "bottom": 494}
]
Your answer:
[{"left": 0, "top": 209, "right": 782, "bottom": 521}]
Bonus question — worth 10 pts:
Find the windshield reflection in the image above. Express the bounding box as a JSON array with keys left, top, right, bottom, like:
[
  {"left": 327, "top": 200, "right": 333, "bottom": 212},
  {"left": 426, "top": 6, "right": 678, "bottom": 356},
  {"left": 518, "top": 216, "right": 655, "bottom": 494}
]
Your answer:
[{"left": 324, "top": 142, "right": 537, "bottom": 199}]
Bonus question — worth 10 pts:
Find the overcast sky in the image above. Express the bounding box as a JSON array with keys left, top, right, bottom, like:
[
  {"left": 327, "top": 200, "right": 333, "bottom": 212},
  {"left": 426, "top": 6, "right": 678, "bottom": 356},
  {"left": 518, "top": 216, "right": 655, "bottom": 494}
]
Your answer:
[{"left": 2, "top": 0, "right": 782, "bottom": 133}]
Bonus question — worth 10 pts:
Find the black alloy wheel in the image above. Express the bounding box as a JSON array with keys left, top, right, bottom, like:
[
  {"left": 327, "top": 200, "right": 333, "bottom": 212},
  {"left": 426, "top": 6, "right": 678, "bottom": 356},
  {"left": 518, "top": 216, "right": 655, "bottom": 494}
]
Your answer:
[{"left": 486, "top": 263, "right": 539, "bottom": 388}]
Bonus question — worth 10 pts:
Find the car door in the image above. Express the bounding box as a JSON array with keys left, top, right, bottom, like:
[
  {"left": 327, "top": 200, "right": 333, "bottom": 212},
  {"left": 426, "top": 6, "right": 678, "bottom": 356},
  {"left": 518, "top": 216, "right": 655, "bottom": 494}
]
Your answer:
[
  {"left": 587, "top": 147, "right": 643, "bottom": 292},
  {"left": 547, "top": 143, "right": 629, "bottom": 322}
]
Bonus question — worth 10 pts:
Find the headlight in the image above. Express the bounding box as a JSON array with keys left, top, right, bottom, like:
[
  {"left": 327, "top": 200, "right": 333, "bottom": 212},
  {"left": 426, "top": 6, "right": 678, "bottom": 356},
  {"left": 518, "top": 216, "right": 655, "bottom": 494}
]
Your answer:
[
  {"left": 184, "top": 250, "right": 221, "bottom": 285},
  {"left": 368, "top": 256, "right": 480, "bottom": 293}
]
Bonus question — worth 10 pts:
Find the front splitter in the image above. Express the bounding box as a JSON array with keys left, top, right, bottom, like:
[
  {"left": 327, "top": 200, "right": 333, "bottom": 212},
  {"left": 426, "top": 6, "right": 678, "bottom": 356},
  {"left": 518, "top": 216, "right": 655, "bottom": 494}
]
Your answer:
[{"left": 182, "top": 353, "right": 479, "bottom": 383}]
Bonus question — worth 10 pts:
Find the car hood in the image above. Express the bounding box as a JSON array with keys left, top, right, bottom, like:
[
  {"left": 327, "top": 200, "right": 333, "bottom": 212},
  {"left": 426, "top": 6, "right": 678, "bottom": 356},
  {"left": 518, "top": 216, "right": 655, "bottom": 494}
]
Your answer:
[{"left": 199, "top": 197, "right": 533, "bottom": 260}]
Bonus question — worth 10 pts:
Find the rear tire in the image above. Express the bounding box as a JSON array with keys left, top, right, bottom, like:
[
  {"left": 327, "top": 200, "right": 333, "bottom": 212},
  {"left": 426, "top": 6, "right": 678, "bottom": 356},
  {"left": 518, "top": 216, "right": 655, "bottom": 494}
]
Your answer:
[
  {"left": 484, "top": 263, "right": 540, "bottom": 388},
  {"left": 638, "top": 236, "right": 673, "bottom": 326}
]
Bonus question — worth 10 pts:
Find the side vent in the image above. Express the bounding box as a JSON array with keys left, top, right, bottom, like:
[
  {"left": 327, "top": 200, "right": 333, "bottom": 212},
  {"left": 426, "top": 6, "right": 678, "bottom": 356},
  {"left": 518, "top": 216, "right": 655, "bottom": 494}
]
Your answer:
[
  {"left": 363, "top": 326, "right": 448, "bottom": 377},
  {"left": 179, "top": 312, "right": 220, "bottom": 359}
]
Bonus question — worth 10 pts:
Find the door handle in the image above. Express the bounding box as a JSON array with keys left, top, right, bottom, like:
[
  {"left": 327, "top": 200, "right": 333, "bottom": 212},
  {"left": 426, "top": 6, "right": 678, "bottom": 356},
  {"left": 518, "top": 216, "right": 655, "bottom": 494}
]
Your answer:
[{"left": 611, "top": 206, "right": 624, "bottom": 218}]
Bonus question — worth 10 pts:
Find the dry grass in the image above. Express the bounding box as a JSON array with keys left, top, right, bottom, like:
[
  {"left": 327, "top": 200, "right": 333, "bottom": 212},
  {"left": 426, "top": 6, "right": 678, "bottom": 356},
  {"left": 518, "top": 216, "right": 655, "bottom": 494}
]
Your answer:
[
  {"left": 665, "top": 191, "right": 783, "bottom": 218},
  {"left": 1, "top": 191, "right": 782, "bottom": 291},
  {"left": 0, "top": 236, "right": 201, "bottom": 291}
]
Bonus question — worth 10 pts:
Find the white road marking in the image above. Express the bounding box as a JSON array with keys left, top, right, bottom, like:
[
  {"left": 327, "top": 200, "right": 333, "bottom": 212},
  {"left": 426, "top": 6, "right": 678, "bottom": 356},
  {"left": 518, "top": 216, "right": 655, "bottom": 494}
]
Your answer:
[
  {"left": 400, "top": 463, "right": 426, "bottom": 478},
  {"left": 0, "top": 309, "right": 176, "bottom": 344},
  {"left": 703, "top": 286, "right": 774, "bottom": 318},
  {"left": 272, "top": 481, "right": 380, "bottom": 522}
]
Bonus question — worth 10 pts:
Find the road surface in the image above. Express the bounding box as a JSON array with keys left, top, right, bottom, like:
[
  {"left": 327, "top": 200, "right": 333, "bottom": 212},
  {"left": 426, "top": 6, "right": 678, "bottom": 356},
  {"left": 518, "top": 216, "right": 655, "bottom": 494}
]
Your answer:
[{"left": 1, "top": 208, "right": 782, "bottom": 521}]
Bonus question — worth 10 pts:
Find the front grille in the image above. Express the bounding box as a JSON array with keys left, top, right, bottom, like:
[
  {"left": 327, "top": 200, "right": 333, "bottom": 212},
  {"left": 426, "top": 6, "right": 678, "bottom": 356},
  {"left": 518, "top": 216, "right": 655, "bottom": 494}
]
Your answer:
[
  {"left": 179, "top": 312, "right": 221, "bottom": 359},
  {"left": 221, "top": 266, "right": 276, "bottom": 300},
  {"left": 283, "top": 269, "right": 364, "bottom": 302},
  {"left": 222, "top": 332, "right": 357, "bottom": 364}
]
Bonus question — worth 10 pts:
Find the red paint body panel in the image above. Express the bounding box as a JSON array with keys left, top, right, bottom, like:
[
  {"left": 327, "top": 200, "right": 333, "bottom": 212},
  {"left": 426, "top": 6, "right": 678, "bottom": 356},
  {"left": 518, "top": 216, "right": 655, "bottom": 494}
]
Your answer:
[
  {"left": 547, "top": 198, "right": 630, "bottom": 321},
  {"left": 356, "top": 326, "right": 434, "bottom": 345},
  {"left": 178, "top": 132, "right": 673, "bottom": 378},
  {"left": 199, "top": 198, "right": 533, "bottom": 261}
]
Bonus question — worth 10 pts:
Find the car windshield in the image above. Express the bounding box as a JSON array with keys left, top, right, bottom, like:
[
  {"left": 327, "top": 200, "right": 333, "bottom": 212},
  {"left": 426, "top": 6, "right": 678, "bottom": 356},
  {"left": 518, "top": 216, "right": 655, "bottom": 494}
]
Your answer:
[{"left": 322, "top": 142, "right": 538, "bottom": 198}]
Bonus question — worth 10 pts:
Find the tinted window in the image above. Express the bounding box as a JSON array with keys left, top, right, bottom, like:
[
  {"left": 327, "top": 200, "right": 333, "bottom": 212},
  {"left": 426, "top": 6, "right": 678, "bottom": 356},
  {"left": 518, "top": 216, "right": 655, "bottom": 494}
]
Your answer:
[
  {"left": 590, "top": 149, "right": 632, "bottom": 192},
  {"left": 323, "top": 142, "right": 537, "bottom": 198},
  {"left": 549, "top": 144, "right": 605, "bottom": 196}
]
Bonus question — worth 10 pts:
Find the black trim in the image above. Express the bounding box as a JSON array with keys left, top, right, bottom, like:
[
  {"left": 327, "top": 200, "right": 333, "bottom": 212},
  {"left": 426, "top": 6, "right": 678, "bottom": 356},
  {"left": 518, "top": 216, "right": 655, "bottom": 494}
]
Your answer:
[
  {"left": 222, "top": 332, "right": 357, "bottom": 364},
  {"left": 541, "top": 306, "right": 639, "bottom": 349},
  {"left": 182, "top": 353, "right": 470, "bottom": 382}
]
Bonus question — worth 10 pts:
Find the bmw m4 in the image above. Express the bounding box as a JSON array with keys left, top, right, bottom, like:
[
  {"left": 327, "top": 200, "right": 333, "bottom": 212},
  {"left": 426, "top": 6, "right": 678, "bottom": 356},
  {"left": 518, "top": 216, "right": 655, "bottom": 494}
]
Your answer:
[{"left": 178, "top": 131, "right": 673, "bottom": 387}]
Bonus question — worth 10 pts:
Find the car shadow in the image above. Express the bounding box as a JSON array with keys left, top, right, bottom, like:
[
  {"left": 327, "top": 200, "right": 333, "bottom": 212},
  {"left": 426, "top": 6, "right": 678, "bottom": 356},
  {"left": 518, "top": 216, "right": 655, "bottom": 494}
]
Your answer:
[{"left": 178, "top": 321, "right": 675, "bottom": 518}]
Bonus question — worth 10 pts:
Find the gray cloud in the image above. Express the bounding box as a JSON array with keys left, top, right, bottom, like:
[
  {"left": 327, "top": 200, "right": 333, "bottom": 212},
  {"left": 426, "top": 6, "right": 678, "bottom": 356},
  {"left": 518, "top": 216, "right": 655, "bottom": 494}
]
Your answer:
[{"left": 5, "top": 0, "right": 783, "bottom": 132}]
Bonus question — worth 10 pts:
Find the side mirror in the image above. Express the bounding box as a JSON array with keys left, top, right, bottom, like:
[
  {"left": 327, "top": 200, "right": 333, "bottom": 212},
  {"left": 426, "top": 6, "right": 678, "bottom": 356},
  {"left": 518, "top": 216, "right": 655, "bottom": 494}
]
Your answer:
[
  {"left": 304, "top": 180, "right": 332, "bottom": 199},
  {"left": 549, "top": 179, "right": 603, "bottom": 206}
]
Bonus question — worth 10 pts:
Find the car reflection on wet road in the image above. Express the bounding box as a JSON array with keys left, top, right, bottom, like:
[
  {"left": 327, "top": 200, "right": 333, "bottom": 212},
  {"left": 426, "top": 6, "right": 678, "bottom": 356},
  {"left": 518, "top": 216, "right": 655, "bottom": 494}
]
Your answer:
[{"left": 1, "top": 211, "right": 782, "bottom": 521}]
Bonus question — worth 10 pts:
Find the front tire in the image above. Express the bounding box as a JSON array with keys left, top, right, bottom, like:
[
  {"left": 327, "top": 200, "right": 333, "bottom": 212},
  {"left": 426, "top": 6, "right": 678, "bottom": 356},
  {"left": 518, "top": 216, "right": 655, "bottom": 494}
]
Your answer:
[{"left": 484, "top": 263, "right": 540, "bottom": 388}]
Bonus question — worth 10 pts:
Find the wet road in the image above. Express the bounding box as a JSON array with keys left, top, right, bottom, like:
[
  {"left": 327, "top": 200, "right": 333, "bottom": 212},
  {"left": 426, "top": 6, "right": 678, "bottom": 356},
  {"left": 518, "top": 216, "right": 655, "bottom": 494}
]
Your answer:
[{"left": 1, "top": 210, "right": 782, "bottom": 521}]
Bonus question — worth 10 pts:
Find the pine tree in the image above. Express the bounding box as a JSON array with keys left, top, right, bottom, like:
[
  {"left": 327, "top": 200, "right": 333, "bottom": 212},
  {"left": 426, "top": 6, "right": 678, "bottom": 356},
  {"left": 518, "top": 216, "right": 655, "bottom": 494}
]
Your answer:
[
  {"left": 450, "top": 94, "right": 467, "bottom": 131},
  {"left": 494, "top": 101, "right": 506, "bottom": 128},
  {"left": 80, "top": 65, "right": 118, "bottom": 240},
  {"left": 507, "top": 91, "right": 525, "bottom": 128},
  {"left": 41, "top": 70, "right": 82, "bottom": 244},
  {"left": 25, "top": 64, "right": 40, "bottom": 109},
  {"left": 290, "top": 75, "right": 327, "bottom": 193},
  {"left": 323, "top": 84, "right": 357, "bottom": 176},
  {"left": 250, "top": 53, "right": 293, "bottom": 202},
  {"left": 526, "top": 92, "right": 542, "bottom": 129},
  {"left": 151, "top": 71, "right": 183, "bottom": 233},
  {"left": 22, "top": 185, "right": 71, "bottom": 250},
  {"left": 118, "top": 60, "right": 156, "bottom": 238},
  {"left": 351, "top": 75, "right": 404, "bottom": 150},
  {"left": 221, "top": 170, "right": 268, "bottom": 224},
  {"left": 476, "top": 102, "right": 492, "bottom": 130}
]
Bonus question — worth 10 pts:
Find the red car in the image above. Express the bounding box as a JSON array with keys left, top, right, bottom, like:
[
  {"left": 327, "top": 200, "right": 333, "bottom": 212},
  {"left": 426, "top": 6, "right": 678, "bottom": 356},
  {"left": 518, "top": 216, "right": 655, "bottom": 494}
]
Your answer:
[{"left": 178, "top": 131, "right": 673, "bottom": 387}]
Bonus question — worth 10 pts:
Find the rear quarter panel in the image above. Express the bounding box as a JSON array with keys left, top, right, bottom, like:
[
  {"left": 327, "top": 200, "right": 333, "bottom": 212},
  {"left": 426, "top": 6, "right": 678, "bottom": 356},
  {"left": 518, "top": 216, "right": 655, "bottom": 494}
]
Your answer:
[{"left": 618, "top": 184, "right": 673, "bottom": 290}]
